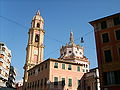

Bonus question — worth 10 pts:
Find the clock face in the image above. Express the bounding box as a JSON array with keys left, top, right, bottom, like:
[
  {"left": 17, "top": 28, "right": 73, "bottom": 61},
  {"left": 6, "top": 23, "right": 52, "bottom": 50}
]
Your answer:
[{"left": 34, "top": 50, "right": 38, "bottom": 55}]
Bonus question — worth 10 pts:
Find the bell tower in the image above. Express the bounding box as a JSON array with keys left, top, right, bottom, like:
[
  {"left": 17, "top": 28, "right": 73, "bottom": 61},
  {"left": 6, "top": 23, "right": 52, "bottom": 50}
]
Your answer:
[{"left": 23, "top": 10, "right": 45, "bottom": 83}]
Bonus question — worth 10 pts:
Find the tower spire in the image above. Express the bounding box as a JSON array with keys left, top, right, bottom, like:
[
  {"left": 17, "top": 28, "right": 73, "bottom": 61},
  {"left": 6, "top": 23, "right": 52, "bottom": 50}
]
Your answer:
[
  {"left": 70, "top": 31, "right": 74, "bottom": 44},
  {"left": 36, "top": 10, "right": 40, "bottom": 15}
]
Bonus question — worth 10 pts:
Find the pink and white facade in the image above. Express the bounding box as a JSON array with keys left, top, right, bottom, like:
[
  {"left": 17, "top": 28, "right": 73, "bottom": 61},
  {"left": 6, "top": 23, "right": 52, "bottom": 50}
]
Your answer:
[{"left": 23, "top": 11, "right": 90, "bottom": 90}]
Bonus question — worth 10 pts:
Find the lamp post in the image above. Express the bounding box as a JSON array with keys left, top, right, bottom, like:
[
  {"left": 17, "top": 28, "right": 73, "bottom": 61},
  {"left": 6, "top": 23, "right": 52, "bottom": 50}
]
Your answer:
[{"left": 47, "top": 80, "right": 51, "bottom": 90}]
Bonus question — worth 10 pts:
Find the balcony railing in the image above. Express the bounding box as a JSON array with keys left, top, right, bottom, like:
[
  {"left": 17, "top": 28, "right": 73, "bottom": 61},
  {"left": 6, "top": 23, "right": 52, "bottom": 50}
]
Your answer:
[{"left": 0, "top": 58, "right": 10, "bottom": 69}]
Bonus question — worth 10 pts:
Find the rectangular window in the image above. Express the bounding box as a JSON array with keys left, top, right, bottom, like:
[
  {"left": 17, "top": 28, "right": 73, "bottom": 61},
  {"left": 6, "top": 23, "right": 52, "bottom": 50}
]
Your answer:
[
  {"left": 114, "top": 70, "right": 120, "bottom": 84},
  {"left": 41, "top": 79, "right": 43, "bottom": 87},
  {"left": 86, "top": 69, "right": 88, "bottom": 73},
  {"left": 83, "top": 69, "right": 85, "bottom": 72},
  {"left": 104, "top": 70, "right": 120, "bottom": 85},
  {"left": 102, "top": 33, "right": 109, "bottom": 43},
  {"left": 45, "top": 63, "right": 47, "bottom": 69},
  {"left": 27, "top": 83, "right": 29, "bottom": 88},
  {"left": 107, "top": 72, "right": 115, "bottom": 85},
  {"left": 28, "top": 72, "right": 30, "bottom": 76},
  {"left": 35, "top": 81, "right": 37, "bottom": 88},
  {"left": 62, "top": 78, "right": 65, "bottom": 86},
  {"left": 101, "top": 21, "right": 107, "bottom": 29},
  {"left": 104, "top": 50, "right": 112, "bottom": 62},
  {"left": 104, "top": 88, "right": 108, "bottom": 90},
  {"left": 68, "top": 78, "right": 72, "bottom": 86},
  {"left": 54, "top": 77, "right": 58, "bottom": 85},
  {"left": 33, "top": 70, "right": 35, "bottom": 74},
  {"left": 44, "top": 78, "right": 47, "bottom": 87},
  {"left": 115, "top": 29, "right": 120, "bottom": 40},
  {"left": 30, "top": 82, "right": 31, "bottom": 88},
  {"left": 77, "top": 66, "right": 80, "bottom": 71},
  {"left": 62, "top": 64, "right": 65, "bottom": 69},
  {"left": 31, "top": 72, "right": 32, "bottom": 75},
  {"left": 68, "top": 64, "right": 72, "bottom": 70},
  {"left": 37, "top": 80, "right": 39, "bottom": 87},
  {"left": 32, "top": 82, "right": 34, "bottom": 88},
  {"left": 54, "top": 63, "right": 58, "bottom": 68},
  {"left": 38, "top": 67, "right": 40, "bottom": 72},
  {"left": 78, "top": 80, "right": 80, "bottom": 86},
  {"left": 118, "top": 48, "right": 120, "bottom": 55},
  {"left": 113, "top": 16, "right": 120, "bottom": 25},
  {"left": 41, "top": 65, "right": 43, "bottom": 70}
]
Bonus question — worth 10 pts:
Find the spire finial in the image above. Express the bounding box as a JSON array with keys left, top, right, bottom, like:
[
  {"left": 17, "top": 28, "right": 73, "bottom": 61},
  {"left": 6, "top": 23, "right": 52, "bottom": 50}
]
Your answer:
[
  {"left": 36, "top": 10, "right": 40, "bottom": 15},
  {"left": 70, "top": 29, "right": 74, "bottom": 44}
]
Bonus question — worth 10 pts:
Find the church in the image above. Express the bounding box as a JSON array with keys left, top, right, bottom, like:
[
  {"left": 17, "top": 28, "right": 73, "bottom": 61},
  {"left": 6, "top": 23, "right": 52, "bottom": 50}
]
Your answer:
[{"left": 23, "top": 10, "right": 90, "bottom": 90}]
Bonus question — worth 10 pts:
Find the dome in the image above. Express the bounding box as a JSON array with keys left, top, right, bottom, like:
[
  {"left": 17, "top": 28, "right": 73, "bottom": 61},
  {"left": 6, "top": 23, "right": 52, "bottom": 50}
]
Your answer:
[{"left": 32, "top": 10, "right": 44, "bottom": 22}]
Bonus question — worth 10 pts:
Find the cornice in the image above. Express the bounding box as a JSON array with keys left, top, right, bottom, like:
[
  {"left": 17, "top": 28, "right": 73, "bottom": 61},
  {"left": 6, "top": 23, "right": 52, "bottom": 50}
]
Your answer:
[{"left": 29, "top": 28, "right": 45, "bottom": 33}]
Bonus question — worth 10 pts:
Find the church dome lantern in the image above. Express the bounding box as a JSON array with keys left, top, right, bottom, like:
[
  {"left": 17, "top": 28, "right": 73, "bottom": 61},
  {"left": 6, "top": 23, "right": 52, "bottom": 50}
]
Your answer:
[
  {"left": 32, "top": 10, "right": 44, "bottom": 22},
  {"left": 31, "top": 10, "right": 44, "bottom": 29}
]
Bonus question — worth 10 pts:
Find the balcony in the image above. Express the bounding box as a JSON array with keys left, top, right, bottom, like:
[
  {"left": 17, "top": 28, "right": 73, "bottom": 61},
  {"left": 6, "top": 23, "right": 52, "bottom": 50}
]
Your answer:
[
  {"left": 0, "top": 66, "right": 9, "bottom": 74},
  {"left": 0, "top": 54, "right": 4, "bottom": 59},
  {"left": 0, "top": 51, "right": 6, "bottom": 56},
  {"left": 0, "top": 74, "right": 8, "bottom": 81},
  {"left": 8, "top": 53, "right": 11, "bottom": 57},
  {"left": 0, "top": 58, "right": 10, "bottom": 67},
  {"left": 0, "top": 51, "right": 12, "bottom": 59}
]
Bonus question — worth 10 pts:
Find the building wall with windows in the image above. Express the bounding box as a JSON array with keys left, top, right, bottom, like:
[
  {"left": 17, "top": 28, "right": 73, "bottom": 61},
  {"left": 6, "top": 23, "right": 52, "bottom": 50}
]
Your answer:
[
  {"left": 90, "top": 13, "right": 120, "bottom": 90},
  {"left": 25, "top": 58, "right": 87, "bottom": 90},
  {"left": 6, "top": 66, "right": 16, "bottom": 88},
  {"left": 0, "top": 42, "right": 11, "bottom": 87},
  {"left": 23, "top": 11, "right": 90, "bottom": 90},
  {"left": 50, "top": 59, "right": 85, "bottom": 90},
  {"left": 78, "top": 67, "right": 100, "bottom": 90}
]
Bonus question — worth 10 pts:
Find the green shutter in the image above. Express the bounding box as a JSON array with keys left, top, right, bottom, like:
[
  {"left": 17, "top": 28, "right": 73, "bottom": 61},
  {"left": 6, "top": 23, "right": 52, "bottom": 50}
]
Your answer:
[
  {"left": 54, "top": 77, "right": 58, "bottom": 82},
  {"left": 62, "top": 78, "right": 65, "bottom": 86},
  {"left": 54, "top": 63, "right": 58, "bottom": 68},
  {"left": 78, "top": 80, "right": 80, "bottom": 86},
  {"left": 68, "top": 64, "right": 72, "bottom": 70},
  {"left": 68, "top": 78, "right": 72, "bottom": 86},
  {"left": 54, "top": 77, "right": 58, "bottom": 85},
  {"left": 62, "top": 64, "right": 65, "bottom": 69},
  {"left": 77, "top": 66, "right": 80, "bottom": 71}
]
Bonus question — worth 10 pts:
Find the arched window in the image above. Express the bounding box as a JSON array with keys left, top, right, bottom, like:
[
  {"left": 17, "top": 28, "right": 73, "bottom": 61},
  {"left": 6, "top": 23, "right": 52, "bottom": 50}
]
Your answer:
[
  {"left": 37, "top": 23, "right": 40, "bottom": 28},
  {"left": 35, "top": 34, "right": 39, "bottom": 42}
]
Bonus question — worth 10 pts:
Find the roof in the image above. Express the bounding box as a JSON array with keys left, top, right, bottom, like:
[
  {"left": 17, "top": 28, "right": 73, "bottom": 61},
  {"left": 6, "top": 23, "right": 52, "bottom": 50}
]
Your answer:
[
  {"left": 28, "top": 58, "right": 83, "bottom": 71},
  {"left": 89, "top": 12, "right": 120, "bottom": 25}
]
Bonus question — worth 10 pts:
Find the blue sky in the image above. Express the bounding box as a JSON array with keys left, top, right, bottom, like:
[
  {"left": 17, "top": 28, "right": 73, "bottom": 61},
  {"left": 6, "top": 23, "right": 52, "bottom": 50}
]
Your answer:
[{"left": 0, "top": 0, "right": 120, "bottom": 81}]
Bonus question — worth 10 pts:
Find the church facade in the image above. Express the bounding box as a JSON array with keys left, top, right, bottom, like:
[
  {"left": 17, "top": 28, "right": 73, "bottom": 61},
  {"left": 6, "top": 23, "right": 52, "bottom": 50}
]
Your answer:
[{"left": 23, "top": 11, "right": 89, "bottom": 90}]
